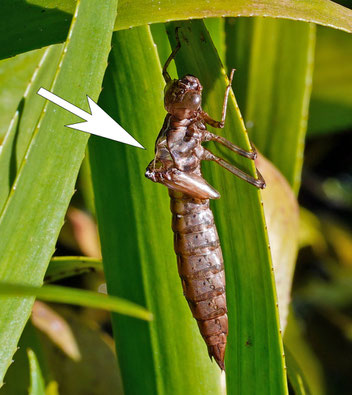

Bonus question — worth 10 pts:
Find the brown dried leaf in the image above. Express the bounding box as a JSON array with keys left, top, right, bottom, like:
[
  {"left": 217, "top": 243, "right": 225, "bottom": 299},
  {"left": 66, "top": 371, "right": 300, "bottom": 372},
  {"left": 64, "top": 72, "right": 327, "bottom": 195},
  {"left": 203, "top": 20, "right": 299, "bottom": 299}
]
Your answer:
[
  {"left": 31, "top": 301, "right": 81, "bottom": 362},
  {"left": 256, "top": 154, "right": 299, "bottom": 331}
]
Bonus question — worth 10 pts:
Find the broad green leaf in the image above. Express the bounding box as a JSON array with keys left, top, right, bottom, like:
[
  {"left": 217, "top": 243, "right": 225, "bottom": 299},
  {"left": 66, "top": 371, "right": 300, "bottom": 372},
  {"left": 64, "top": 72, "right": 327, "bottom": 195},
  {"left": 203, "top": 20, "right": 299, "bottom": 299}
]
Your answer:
[
  {"left": 0, "top": 44, "right": 63, "bottom": 211},
  {"left": 0, "top": 48, "right": 45, "bottom": 140},
  {"left": 27, "top": 349, "right": 45, "bottom": 395},
  {"left": 166, "top": 20, "right": 286, "bottom": 394},
  {"left": 0, "top": 0, "right": 118, "bottom": 385},
  {"left": 309, "top": 26, "right": 352, "bottom": 135},
  {"left": 244, "top": 18, "right": 316, "bottom": 193},
  {"left": 45, "top": 256, "right": 103, "bottom": 283},
  {"left": 114, "top": 0, "right": 352, "bottom": 33},
  {"left": 0, "top": 283, "right": 152, "bottom": 320},
  {"left": 89, "top": 25, "right": 222, "bottom": 395},
  {"left": 2, "top": 0, "right": 352, "bottom": 60}
]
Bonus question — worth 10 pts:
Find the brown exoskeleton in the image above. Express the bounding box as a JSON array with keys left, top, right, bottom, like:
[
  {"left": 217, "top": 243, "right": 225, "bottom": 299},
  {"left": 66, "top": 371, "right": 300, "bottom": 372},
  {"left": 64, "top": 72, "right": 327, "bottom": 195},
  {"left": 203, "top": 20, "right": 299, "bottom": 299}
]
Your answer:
[{"left": 145, "top": 28, "right": 265, "bottom": 370}]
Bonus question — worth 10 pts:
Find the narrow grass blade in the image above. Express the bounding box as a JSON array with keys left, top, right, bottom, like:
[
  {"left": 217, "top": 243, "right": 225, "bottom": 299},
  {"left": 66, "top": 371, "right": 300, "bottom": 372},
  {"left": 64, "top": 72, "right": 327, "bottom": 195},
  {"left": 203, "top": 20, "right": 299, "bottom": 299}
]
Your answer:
[
  {"left": 166, "top": 20, "right": 287, "bottom": 394},
  {"left": 44, "top": 256, "right": 103, "bottom": 283},
  {"left": 27, "top": 349, "right": 45, "bottom": 395},
  {"left": 0, "top": 283, "right": 152, "bottom": 320},
  {"left": 244, "top": 18, "right": 316, "bottom": 193},
  {"left": 89, "top": 26, "right": 222, "bottom": 395},
  {"left": 0, "top": 44, "right": 63, "bottom": 211},
  {"left": 2, "top": 0, "right": 352, "bottom": 60},
  {"left": 285, "top": 347, "right": 311, "bottom": 395},
  {"left": 0, "top": 48, "right": 45, "bottom": 139},
  {"left": 0, "top": 0, "right": 117, "bottom": 385}
]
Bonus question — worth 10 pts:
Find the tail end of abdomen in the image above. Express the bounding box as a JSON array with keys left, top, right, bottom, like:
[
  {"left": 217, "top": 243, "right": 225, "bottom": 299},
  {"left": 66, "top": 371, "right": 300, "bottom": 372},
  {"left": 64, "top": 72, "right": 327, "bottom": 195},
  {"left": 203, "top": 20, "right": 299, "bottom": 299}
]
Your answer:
[{"left": 197, "top": 312, "right": 228, "bottom": 370}]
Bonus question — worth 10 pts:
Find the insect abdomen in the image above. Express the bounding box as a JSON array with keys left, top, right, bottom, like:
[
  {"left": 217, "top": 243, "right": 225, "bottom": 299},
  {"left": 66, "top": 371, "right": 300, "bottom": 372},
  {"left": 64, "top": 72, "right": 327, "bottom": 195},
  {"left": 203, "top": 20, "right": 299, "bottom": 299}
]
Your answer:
[{"left": 169, "top": 189, "right": 228, "bottom": 370}]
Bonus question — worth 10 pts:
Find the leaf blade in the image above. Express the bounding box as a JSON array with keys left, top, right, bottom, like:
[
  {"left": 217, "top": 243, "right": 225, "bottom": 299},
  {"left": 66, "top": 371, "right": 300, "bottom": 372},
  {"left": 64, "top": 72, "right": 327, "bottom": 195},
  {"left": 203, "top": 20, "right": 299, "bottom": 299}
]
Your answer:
[
  {"left": 0, "top": 283, "right": 152, "bottom": 320},
  {"left": 0, "top": 0, "right": 118, "bottom": 384},
  {"left": 165, "top": 20, "right": 287, "bottom": 394},
  {"left": 2, "top": 0, "right": 352, "bottom": 60},
  {"left": 27, "top": 349, "right": 45, "bottom": 395},
  {"left": 89, "top": 25, "right": 222, "bottom": 395},
  {"left": 244, "top": 18, "right": 316, "bottom": 193}
]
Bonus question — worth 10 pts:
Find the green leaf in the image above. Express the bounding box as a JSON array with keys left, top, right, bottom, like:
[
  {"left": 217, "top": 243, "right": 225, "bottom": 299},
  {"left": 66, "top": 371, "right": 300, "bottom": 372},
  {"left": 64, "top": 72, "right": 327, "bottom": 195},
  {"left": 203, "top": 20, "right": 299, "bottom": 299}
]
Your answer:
[
  {"left": 0, "top": 283, "right": 152, "bottom": 320},
  {"left": 89, "top": 25, "right": 222, "bottom": 395},
  {"left": 284, "top": 309, "right": 325, "bottom": 395},
  {"left": 0, "top": 48, "right": 45, "bottom": 140},
  {"left": 0, "top": 0, "right": 118, "bottom": 385},
  {"left": 2, "top": 0, "right": 352, "bottom": 60},
  {"left": 150, "top": 23, "right": 177, "bottom": 78},
  {"left": 204, "top": 18, "right": 226, "bottom": 65},
  {"left": 1, "top": 322, "right": 46, "bottom": 395},
  {"left": 224, "top": 17, "right": 255, "bottom": 112},
  {"left": 0, "top": 1, "right": 73, "bottom": 60},
  {"left": 309, "top": 26, "right": 352, "bottom": 135},
  {"left": 0, "top": 44, "right": 63, "bottom": 211},
  {"left": 244, "top": 18, "right": 316, "bottom": 193},
  {"left": 285, "top": 347, "right": 311, "bottom": 395},
  {"left": 27, "top": 349, "right": 45, "bottom": 395},
  {"left": 165, "top": 20, "right": 286, "bottom": 394},
  {"left": 114, "top": 0, "right": 352, "bottom": 33},
  {"left": 45, "top": 256, "right": 103, "bottom": 283}
]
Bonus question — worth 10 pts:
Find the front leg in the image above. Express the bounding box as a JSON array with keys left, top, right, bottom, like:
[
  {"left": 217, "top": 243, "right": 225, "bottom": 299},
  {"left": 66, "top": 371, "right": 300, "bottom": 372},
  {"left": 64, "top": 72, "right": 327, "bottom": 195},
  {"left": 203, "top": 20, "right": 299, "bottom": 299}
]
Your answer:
[
  {"left": 200, "top": 68, "right": 235, "bottom": 129},
  {"left": 145, "top": 160, "right": 173, "bottom": 183}
]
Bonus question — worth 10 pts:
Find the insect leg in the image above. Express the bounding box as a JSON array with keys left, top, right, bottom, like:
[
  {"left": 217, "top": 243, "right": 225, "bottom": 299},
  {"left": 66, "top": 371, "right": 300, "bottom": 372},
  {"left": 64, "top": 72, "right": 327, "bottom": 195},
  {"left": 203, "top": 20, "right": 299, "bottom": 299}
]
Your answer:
[
  {"left": 162, "top": 27, "right": 181, "bottom": 83},
  {"left": 200, "top": 68, "right": 235, "bottom": 129},
  {"left": 202, "top": 149, "right": 266, "bottom": 189},
  {"left": 220, "top": 68, "right": 235, "bottom": 125},
  {"left": 206, "top": 133, "right": 257, "bottom": 160}
]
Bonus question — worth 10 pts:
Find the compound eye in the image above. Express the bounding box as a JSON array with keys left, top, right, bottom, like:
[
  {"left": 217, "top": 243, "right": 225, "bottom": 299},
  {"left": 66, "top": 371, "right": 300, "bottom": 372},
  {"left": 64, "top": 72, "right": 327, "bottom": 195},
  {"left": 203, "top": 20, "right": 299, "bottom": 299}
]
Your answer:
[{"left": 184, "top": 92, "right": 201, "bottom": 110}]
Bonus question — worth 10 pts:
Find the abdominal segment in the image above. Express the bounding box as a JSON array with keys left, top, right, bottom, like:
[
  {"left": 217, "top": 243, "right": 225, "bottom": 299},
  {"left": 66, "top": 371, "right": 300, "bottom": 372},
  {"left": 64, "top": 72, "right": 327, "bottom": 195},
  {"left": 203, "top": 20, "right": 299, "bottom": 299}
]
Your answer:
[{"left": 169, "top": 189, "right": 228, "bottom": 369}]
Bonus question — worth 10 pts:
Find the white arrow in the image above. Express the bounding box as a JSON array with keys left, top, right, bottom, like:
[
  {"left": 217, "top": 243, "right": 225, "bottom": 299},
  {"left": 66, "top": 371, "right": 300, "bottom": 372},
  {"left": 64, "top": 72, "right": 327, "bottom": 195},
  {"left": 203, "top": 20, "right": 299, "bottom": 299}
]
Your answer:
[{"left": 37, "top": 88, "right": 144, "bottom": 149}]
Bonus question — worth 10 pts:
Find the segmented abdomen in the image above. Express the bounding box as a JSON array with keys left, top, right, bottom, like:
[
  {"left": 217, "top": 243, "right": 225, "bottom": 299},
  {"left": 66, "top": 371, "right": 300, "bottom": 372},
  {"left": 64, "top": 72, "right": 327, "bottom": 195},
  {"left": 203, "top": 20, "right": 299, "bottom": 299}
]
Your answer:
[{"left": 169, "top": 189, "right": 228, "bottom": 369}]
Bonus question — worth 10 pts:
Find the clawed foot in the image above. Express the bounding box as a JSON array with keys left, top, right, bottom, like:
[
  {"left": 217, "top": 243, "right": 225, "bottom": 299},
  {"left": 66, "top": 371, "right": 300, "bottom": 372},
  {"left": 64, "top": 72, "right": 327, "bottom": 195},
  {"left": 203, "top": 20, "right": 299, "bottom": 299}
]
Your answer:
[{"left": 145, "top": 167, "right": 180, "bottom": 183}]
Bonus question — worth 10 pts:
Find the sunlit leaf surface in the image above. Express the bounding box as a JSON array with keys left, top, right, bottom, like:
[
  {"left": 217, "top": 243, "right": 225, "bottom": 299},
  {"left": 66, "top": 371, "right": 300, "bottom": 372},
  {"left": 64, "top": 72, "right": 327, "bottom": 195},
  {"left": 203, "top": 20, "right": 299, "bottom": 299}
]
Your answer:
[
  {"left": 0, "top": 0, "right": 118, "bottom": 384},
  {"left": 89, "top": 25, "right": 222, "bottom": 395},
  {"left": 165, "top": 20, "right": 286, "bottom": 394},
  {"left": 2, "top": 0, "right": 352, "bottom": 59}
]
